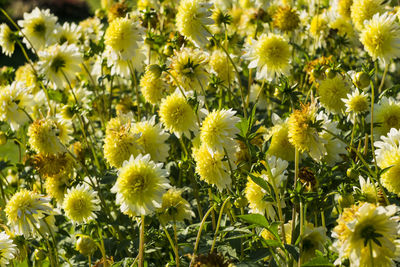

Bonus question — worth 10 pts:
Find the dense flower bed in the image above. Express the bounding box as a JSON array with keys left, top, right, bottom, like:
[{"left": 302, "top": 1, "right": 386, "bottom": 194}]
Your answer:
[{"left": 0, "top": 0, "right": 400, "bottom": 266}]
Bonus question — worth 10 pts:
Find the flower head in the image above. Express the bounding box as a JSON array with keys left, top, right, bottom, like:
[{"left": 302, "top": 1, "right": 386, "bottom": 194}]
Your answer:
[
  {"left": 360, "top": 13, "right": 400, "bottom": 64},
  {"left": 0, "top": 232, "right": 17, "bottom": 267},
  {"left": 18, "top": 7, "right": 57, "bottom": 51},
  {"left": 368, "top": 97, "right": 400, "bottom": 138},
  {"left": 132, "top": 117, "right": 170, "bottom": 162},
  {"left": 288, "top": 103, "right": 327, "bottom": 161},
  {"left": 0, "top": 24, "right": 16, "bottom": 57},
  {"left": 209, "top": 49, "right": 235, "bottom": 86},
  {"left": 245, "top": 33, "right": 291, "bottom": 81},
  {"left": 0, "top": 82, "right": 34, "bottom": 131},
  {"left": 52, "top": 22, "right": 81, "bottom": 45},
  {"left": 112, "top": 154, "right": 170, "bottom": 217},
  {"left": 104, "top": 17, "right": 143, "bottom": 61},
  {"left": 342, "top": 89, "right": 369, "bottom": 117},
  {"left": 176, "top": 0, "right": 214, "bottom": 47},
  {"left": 157, "top": 187, "right": 195, "bottom": 224},
  {"left": 317, "top": 75, "right": 351, "bottom": 114},
  {"left": 333, "top": 202, "right": 400, "bottom": 266},
  {"left": 5, "top": 189, "right": 53, "bottom": 237},
  {"left": 159, "top": 92, "right": 198, "bottom": 138},
  {"left": 169, "top": 47, "right": 209, "bottom": 93},
  {"left": 200, "top": 109, "right": 240, "bottom": 152},
  {"left": 266, "top": 115, "right": 295, "bottom": 161},
  {"left": 193, "top": 144, "right": 233, "bottom": 191},
  {"left": 140, "top": 66, "right": 168, "bottom": 105},
  {"left": 38, "top": 43, "right": 82, "bottom": 89},
  {"left": 63, "top": 184, "right": 100, "bottom": 224},
  {"left": 272, "top": 6, "right": 300, "bottom": 32},
  {"left": 351, "top": 0, "right": 384, "bottom": 31}
]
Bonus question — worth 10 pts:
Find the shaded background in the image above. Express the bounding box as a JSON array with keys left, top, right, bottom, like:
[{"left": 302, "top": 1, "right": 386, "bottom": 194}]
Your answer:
[{"left": 0, "top": 0, "right": 99, "bottom": 68}]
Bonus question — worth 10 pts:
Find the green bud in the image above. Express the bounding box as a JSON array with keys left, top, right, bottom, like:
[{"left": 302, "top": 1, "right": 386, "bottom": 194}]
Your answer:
[
  {"left": 354, "top": 72, "right": 370, "bottom": 89},
  {"left": 325, "top": 68, "right": 336, "bottom": 79},
  {"left": 34, "top": 249, "right": 46, "bottom": 261},
  {"left": 76, "top": 236, "right": 97, "bottom": 256}
]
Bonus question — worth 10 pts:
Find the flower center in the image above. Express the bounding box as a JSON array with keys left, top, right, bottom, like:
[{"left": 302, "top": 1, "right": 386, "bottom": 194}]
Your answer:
[{"left": 50, "top": 56, "right": 66, "bottom": 73}]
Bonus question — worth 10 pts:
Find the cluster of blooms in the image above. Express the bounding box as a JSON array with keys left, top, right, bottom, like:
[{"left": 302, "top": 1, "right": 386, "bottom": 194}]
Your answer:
[{"left": 0, "top": 0, "right": 400, "bottom": 265}]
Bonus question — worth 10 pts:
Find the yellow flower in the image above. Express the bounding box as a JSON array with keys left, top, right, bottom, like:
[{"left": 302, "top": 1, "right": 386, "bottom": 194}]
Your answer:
[
  {"left": 208, "top": 50, "right": 234, "bottom": 86},
  {"left": 32, "top": 152, "right": 73, "bottom": 179},
  {"left": 157, "top": 187, "right": 195, "bottom": 224},
  {"left": 112, "top": 154, "right": 170, "bottom": 217},
  {"left": 0, "top": 82, "right": 34, "bottom": 131},
  {"left": 176, "top": 0, "right": 214, "bottom": 47},
  {"left": 159, "top": 92, "right": 198, "bottom": 138},
  {"left": 245, "top": 178, "right": 277, "bottom": 219},
  {"left": 0, "top": 24, "right": 15, "bottom": 57},
  {"left": 28, "top": 118, "right": 71, "bottom": 155},
  {"left": 17, "top": 7, "right": 57, "bottom": 50},
  {"left": 139, "top": 66, "right": 167, "bottom": 105},
  {"left": 45, "top": 176, "right": 69, "bottom": 204},
  {"left": 310, "top": 14, "right": 329, "bottom": 48},
  {"left": 193, "top": 144, "right": 232, "bottom": 191},
  {"left": 52, "top": 22, "right": 81, "bottom": 45},
  {"left": 0, "top": 232, "right": 17, "bottom": 266},
  {"left": 200, "top": 109, "right": 240, "bottom": 152},
  {"left": 272, "top": 6, "right": 300, "bottom": 32},
  {"left": 15, "top": 64, "right": 39, "bottom": 94},
  {"left": 342, "top": 89, "right": 369, "bottom": 116},
  {"left": 333, "top": 203, "right": 400, "bottom": 266},
  {"left": 104, "top": 17, "right": 143, "bottom": 61},
  {"left": 63, "top": 184, "right": 100, "bottom": 224},
  {"left": 5, "top": 189, "right": 53, "bottom": 238},
  {"left": 318, "top": 75, "right": 351, "bottom": 114},
  {"left": 329, "top": 16, "right": 355, "bottom": 39},
  {"left": 351, "top": 0, "right": 384, "bottom": 31},
  {"left": 335, "top": 0, "right": 354, "bottom": 18},
  {"left": 266, "top": 116, "right": 295, "bottom": 161},
  {"left": 38, "top": 44, "right": 82, "bottom": 89},
  {"left": 360, "top": 13, "right": 400, "bottom": 64},
  {"left": 369, "top": 97, "right": 400, "bottom": 138},
  {"left": 288, "top": 104, "right": 327, "bottom": 161},
  {"left": 169, "top": 47, "right": 209, "bottom": 93},
  {"left": 245, "top": 33, "right": 291, "bottom": 81},
  {"left": 132, "top": 117, "right": 170, "bottom": 162}
]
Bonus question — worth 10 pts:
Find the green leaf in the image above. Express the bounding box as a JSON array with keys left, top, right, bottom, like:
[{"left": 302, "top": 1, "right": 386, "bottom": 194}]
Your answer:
[
  {"left": 301, "top": 256, "right": 334, "bottom": 267},
  {"left": 284, "top": 244, "right": 299, "bottom": 261},
  {"left": 237, "top": 214, "right": 269, "bottom": 228},
  {"left": 248, "top": 173, "right": 270, "bottom": 192}
]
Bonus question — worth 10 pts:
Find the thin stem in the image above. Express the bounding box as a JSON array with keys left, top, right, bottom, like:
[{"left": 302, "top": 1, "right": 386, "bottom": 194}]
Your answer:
[
  {"left": 128, "top": 61, "right": 141, "bottom": 120},
  {"left": 210, "top": 196, "right": 231, "bottom": 253},
  {"left": 139, "top": 215, "right": 145, "bottom": 267},
  {"left": 162, "top": 225, "right": 177, "bottom": 264},
  {"left": 291, "top": 149, "right": 299, "bottom": 245},
  {"left": 369, "top": 241, "right": 375, "bottom": 267},
  {"left": 298, "top": 201, "right": 304, "bottom": 267},
  {"left": 173, "top": 222, "right": 180, "bottom": 267},
  {"left": 208, "top": 188, "right": 216, "bottom": 231},
  {"left": 190, "top": 204, "right": 216, "bottom": 267}
]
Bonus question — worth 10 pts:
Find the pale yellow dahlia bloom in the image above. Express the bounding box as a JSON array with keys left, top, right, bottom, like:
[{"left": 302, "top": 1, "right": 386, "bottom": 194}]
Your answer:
[
  {"left": 244, "top": 33, "right": 291, "bottom": 81},
  {"left": 159, "top": 92, "right": 198, "bottom": 138},
  {"left": 193, "top": 144, "right": 233, "bottom": 191},
  {"left": 0, "top": 24, "right": 15, "bottom": 57},
  {"left": 38, "top": 43, "right": 82, "bottom": 89},
  {"left": 63, "top": 184, "right": 100, "bottom": 224},
  {"left": 157, "top": 187, "right": 195, "bottom": 224},
  {"left": 360, "top": 13, "right": 400, "bottom": 64},
  {"left": 112, "top": 154, "right": 171, "bottom": 217},
  {"left": 317, "top": 75, "right": 351, "bottom": 114},
  {"left": 132, "top": 117, "right": 170, "bottom": 162},
  {"left": 333, "top": 203, "right": 400, "bottom": 267},
  {"left": 200, "top": 109, "right": 240, "bottom": 152},
  {"left": 17, "top": 7, "right": 57, "bottom": 50},
  {"left": 0, "top": 232, "right": 17, "bottom": 267},
  {"left": 169, "top": 47, "right": 209, "bottom": 93},
  {"left": 351, "top": 0, "right": 384, "bottom": 31},
  {"left": 266, "top": 114, "right": 295, "bottom": 162},
  {"left": 368, "top": 97, "right": 400, "bottom": 138},
  {"left": 176, "top": 0, "right": 214, "bottom": 47},
  {"left": 0, "top": 82, "right": 34, "bottom": 131},
  {"left": 5, "top": 189, "right": 54, "bottom": 238}
]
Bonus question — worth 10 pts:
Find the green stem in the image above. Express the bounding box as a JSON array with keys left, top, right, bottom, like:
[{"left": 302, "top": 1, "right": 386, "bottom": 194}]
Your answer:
[
  {"left": 369, "top": 241, "right": 375, "bottom": 267},
  {"left": 190, "top": 204, "right": 216, "bottom": 267},
  {"left": 291, "top": 149, "right": 299, "bottom": 245},
  {"left": 162, "top": 225, "right": 178, "bottom": 264},
  {"left": 139, "top": 215, "right": 145, "bottom": 267},
  {"left": 173, "top": 222, "right": 180, "bottom": 267},
  {"left": 210, "top": 196, "right": 231, "bottom": 253}
]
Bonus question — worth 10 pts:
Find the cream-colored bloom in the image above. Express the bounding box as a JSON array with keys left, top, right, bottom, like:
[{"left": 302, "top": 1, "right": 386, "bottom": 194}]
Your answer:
[
  {"left": 0, "top": 232, "right": 17, "bottom": 267},
  {"left": 112, "top": 154, "right": 170, "bottom": 217},
  {"left": 176, "top": 0, "right": 214, "bottom": 47},
  {"left": 360, "top": 13, "right": 400, "bottom": 64},
  {"left": 244, "top": 33, "right": 291, "bottom": 81},
  {"left": 0, "top": 82, "right": 34, "bottom": 131},
  {"left": 0, "top": 24, "right": 15, "bottom": 57},
  {"left": 351, "top": 0, "right": 384, "bottom": 31},
  {"left": 52, "top": 22, "right": 81, "bottom": 45},
  {"left": 368, "top": 97, "right": 400, "bottom": 138},
  {"left": 38, "top": 43, "right": 82, "bottom": 89},
  {"left": 18, "top": 7, "right": 57, "bottom": 50}
]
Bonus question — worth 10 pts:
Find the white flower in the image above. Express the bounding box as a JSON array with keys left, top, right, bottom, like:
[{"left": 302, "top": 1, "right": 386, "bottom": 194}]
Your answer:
[
  {"left": 0, "top": 24, "right": 15, "bottom": 57},
  {"left": 0, "top": 232, "right": 17, "bottom": 267}
]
